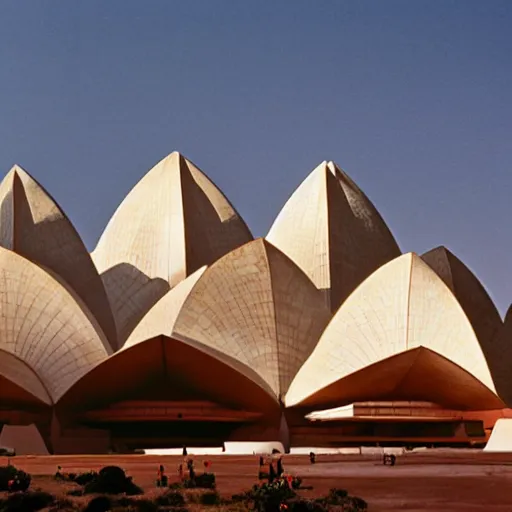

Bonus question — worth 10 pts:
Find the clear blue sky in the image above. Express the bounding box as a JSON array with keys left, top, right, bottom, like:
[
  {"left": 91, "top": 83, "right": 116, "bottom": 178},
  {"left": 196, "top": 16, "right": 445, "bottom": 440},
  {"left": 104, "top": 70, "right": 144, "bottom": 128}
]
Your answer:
[{"left": 1, "top": 1, "right": 511, "bottom": 315}]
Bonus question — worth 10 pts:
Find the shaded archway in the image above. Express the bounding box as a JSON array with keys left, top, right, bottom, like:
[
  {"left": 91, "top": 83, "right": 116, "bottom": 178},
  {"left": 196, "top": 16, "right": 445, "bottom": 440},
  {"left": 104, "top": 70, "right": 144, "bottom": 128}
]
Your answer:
[
  {"left": 288, "top": 347, "right": 504, "bottom": 412},
  {"left": 57, "top": 335, "right": 279, "bottom": 447}
]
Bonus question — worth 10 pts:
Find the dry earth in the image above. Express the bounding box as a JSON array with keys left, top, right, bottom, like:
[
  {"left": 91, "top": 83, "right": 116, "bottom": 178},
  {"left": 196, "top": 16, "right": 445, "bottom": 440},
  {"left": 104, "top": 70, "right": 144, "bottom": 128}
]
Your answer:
[{"left": 2, "top": 450, "right": 512, "bottom": 511}]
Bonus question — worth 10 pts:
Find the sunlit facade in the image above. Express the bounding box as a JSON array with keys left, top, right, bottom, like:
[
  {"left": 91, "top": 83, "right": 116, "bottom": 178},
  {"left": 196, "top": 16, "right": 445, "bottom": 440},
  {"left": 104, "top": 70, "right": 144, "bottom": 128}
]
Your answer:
[{"left": 0, "top": 153, "right": 509, "bottom": 453}]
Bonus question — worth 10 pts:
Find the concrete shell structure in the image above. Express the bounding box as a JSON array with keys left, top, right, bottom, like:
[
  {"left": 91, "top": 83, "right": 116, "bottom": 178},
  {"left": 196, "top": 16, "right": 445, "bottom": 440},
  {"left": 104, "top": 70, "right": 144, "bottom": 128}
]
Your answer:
[
  {"left": 124, "top": 267, "right": 207, "bottom": 349},
  {"left": 0, "top": 166, "right": 117, "bottom": 350},
  {"left": 0, "top": 155, "right": 509, "bottom": 452},
  {"left": 0, "top": 246, "right": 110, "bottom": 402},
  {"left": 171, "top": 238, "right": 333, "bottom": 399},
  {"left": 62, "top": 239, "right": 332, "bottom": 412},
  {"left": 92, "top": 152, "right": 253, "bottom": 344},
  {"left": 0, "top": 350, "right": 52, "bottom": 407},
  {"left": 286, "top": 253, "right": 502, "bottom": 411},
  {"left": 267, "top": 160, "right": 400, "bottom": 312},
  {"left": 488, "top": 307, "right": 512, "bottom": 407},
  {"left": 422, "top": 246, "right": 502, "bottom": 353}
]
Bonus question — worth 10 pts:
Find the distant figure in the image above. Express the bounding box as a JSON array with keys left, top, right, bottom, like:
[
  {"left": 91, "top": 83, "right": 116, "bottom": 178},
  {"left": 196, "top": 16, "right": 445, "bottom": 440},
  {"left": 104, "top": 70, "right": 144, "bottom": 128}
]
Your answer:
[
  {"left": 276, "top": 457, "right": 284, "bottom": 477},
  {"left": 187, "top": 458, "right": 195, "bottom": 480},
  {"left": 157, "top": 464, "right": 167, "bottom": 486},
  {"left": 383, "top": 454, "right": 396, "bottom": 466},
  {"left": 182, "top": 446, "right": 188, "bottom": 456},
  {"left": 178, "top": 463, "right": 184, "bottom": 480},
  {"left": 203, "top": 460, "right": 211, "bottom": 473},
  {"left": 309, "top": 452, "right": 316, "bottom": 464},
  {"left": 259, "top": 456, "right": 264, "bottom": 467},
  {"left": 268, "top": 462, "right": 276, "bottom": 483}
]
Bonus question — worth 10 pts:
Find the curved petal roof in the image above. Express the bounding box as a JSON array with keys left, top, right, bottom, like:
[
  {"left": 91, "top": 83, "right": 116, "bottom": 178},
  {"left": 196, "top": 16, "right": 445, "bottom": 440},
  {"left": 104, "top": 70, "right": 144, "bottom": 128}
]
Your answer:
[
  {"left": 0, "top": 349, "right": 52, "bottom": 406},
  {"left": 125, "top": 266, "right": 207, "bottom": 349},
  {"left": 267, "top": 161, "right": 400, "bottom": 312},
  {"left": 0, "top": 165, "right": 117, "bottom": 350},
  {"left": 293, "top": 347, "right": 502, "bottom": 411},
  {"left": 0, "top": 247, "right": 111, "bottom": 402},
  {"left": 92, "top": 152, "right": 253, "bottom": 344},
  {"left": 286, "top": 253, "right": 498, "bottom": 409},
  {"left": 172, "top": 238, "right": 333, "bottom": 399},
  {"left": 422, "top": 246, "right": 502, "bottom": 351},
  {"left": 58, "top": 335, "right": 279, "bottom": 415},
  {"left": 488, "top": 306, "right": 512, "bottom": 406}
]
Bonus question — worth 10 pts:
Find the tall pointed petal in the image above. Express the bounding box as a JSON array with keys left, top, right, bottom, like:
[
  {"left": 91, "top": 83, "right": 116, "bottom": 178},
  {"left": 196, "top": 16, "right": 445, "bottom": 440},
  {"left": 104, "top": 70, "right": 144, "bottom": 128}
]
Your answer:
[
  {"left": 0, "top": 165, "right": 117, "bottom": 350},
  {"left": 93, "top": 152, "right": 253, "bottom": 344},
  {"left": 267, "top": 161, "right": 400, "bottom": 312},
  {"left": 422, "top": 246, "right": 503, "bottom": 360}
]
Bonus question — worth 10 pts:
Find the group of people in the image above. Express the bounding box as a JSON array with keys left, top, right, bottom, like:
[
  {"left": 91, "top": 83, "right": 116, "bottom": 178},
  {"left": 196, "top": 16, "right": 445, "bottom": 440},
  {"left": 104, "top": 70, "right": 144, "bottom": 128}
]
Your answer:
[
  {"left": 258, "top": 454, "right": 285, "bottom": 482},
  {"left": 177, "top": 458, "right": 212, "bottom": 480},
  {"left": 156, "top": 457, "right": 213, "bottom": 486}
]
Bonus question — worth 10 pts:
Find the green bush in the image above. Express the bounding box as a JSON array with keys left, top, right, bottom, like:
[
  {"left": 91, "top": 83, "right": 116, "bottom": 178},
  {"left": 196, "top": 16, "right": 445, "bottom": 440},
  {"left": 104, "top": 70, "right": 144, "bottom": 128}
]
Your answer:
[
  {"left": 343, "top": 495, "right": 368, "bottom": 511},
  {"left": 287, "top": 499, "right": 328, "bottom": 512},
  {"left": 154, "top": 490, "right": 186, "bottom": 507},
  {"left": 291, "top": 476, "right": 302, "bottom": 489},
  {"left": 326, "top": 487, "right": 348, "bottom": 502},
  {"left": 198, "top": 491, "right": 221, "bottom": 506},
  {"left": 0, "top": 465, "right": 31, "bottom": 492},
  {"left": 83, "top": 466, "right": 142, "bottom": 495},
  {"left": 250, "top": 480, "right": 296, "bottom": 512},
  {"left": 230, "top": 480, "right": 367, "bottom": 512},
  {"left": 0, "top": 490, "right": 54, "bottom": 511},
  {"left": 82, "top": 496, "right": 112, "bottom": 512},
  {"left": 318, "top": 488, "right": 367, "bottom": 511},
  {"left": 183, "top": 472, "right": 216, "bottom": 489},
  {"left": 74, "top": 471, "right": 98, "bottom": 486}
]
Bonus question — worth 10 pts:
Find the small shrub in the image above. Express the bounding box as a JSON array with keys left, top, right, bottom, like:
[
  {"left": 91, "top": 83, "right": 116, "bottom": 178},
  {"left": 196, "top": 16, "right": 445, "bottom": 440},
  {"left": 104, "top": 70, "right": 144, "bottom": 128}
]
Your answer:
[
  {"left": 154, "top": 490, "right": 186, "bottom": 507},
  {"left": 1, "top": 490, "right": 54, "bottom": 511},
  {"left": 191, "top": 472, "right": 216, "bottom": 489},
  {"left": 327, "top": 487, "right": 348, "bottom": 501},
  {"left": 185, "top": 491, "right": 200, "bottom": 504},
  {"left": 182, "top": 478, "right": 195, "bottom": 489},
  {"left": 291, "top": 476, "right": 302, "bottom": 489},
  {"left": 84, "top": 466, "right": 142, "bottom": 495},
  {"left": 320, "top": 488, "right": 367, "bottom": 511},
  {"left": 250, "top": 480, "right": 296, "bottom": 512},
  {"left": 0, "top": 465, "right": 31, "bottom": 492},
  {"left": 287, "top": 498, "right": 328, "bottom": 512},
  {"left": 82, "top": 496, "right": 112, "bottom": 512},
  {"left": 74, "top": 471, "right": 98, "bottom": 486},
  {"left": 199, "top": 491, "right": 221, "bottom": 506},
  {"left": 344, "top": 495, "right": 368, "bottom": 511}
]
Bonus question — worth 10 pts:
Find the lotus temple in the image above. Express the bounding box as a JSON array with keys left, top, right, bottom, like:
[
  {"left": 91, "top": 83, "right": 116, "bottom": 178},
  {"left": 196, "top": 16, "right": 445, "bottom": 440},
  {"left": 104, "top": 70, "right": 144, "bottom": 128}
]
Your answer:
[{"left": 0, "top": 151, "right": 511, "bottom": 454}]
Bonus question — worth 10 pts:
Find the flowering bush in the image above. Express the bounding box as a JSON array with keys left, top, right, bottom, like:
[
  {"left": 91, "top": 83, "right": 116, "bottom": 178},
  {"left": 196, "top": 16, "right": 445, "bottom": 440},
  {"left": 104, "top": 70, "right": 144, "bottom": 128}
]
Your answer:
[
  {"left": 0, "top": 465, "right": 31, "bottom": 492},
  {"left": 249, "top": 479, "right": 297, "bottom": 512}
]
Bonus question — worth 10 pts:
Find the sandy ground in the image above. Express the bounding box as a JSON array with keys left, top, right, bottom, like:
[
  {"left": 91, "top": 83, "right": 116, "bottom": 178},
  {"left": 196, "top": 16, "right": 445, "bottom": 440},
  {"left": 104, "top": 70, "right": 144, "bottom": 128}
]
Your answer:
[{"left": 2, "top": 450, "right": 512, "bottom": 511}]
